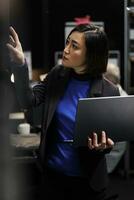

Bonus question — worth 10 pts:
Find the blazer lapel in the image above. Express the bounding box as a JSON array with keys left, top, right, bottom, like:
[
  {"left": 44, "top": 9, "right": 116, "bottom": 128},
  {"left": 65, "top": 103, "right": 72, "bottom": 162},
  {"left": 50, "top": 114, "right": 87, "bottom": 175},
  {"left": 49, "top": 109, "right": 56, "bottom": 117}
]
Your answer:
[{"left": 46, "top": 69, "right": 70, "bottom": 130}]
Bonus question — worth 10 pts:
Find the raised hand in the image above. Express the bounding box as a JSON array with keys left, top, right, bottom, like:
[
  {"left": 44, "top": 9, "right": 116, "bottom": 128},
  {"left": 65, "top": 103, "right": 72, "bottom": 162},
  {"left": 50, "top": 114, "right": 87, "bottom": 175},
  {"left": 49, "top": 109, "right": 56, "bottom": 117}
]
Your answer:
[
  {"left": 6, "top": 26, "right": 25, "bottom": 65},
  {"left": 87, "top": 131, "right": 114, "bottom": 151}
]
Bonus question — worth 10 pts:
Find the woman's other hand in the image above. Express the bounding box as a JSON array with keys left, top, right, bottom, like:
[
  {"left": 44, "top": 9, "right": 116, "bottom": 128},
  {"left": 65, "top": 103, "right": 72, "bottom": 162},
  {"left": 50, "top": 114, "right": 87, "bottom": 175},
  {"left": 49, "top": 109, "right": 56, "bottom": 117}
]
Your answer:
[
  {"left": 6, "top": 26, "right": 25, "bottom": 65},
  {"left": 87, "top": 131, "right": 114, "bottom": 151}
]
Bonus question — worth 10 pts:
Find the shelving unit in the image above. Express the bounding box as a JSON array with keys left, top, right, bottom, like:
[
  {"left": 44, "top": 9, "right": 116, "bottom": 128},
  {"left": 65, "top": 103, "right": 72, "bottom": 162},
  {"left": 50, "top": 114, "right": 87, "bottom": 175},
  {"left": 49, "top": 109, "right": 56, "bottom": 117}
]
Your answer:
[
  {"left": 124, "top": 0, "right": 134, "bottom": 94},
  {"left": 122, "top": 0, "right": 134, "bottom": 180}
]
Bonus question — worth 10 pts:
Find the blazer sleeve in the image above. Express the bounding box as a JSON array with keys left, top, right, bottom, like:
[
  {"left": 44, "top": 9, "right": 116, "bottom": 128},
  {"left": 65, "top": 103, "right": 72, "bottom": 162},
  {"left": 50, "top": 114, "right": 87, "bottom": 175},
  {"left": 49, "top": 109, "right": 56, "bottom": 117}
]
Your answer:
[{"left": 12, "top": 61, "right": 48, "bottom": 109}]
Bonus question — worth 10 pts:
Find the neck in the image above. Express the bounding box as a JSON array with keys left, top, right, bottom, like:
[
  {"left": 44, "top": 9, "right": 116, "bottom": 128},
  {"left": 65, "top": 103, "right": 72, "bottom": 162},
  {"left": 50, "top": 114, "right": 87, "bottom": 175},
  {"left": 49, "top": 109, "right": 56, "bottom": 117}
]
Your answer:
[{"left": 73, "top": 66, "right": 87, "bottom": 74}]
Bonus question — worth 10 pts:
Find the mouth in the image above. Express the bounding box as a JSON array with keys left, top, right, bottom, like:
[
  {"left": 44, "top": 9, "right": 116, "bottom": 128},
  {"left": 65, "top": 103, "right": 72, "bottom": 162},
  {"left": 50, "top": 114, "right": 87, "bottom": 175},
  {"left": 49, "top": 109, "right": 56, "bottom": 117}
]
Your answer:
[{"left": 63, "top": 55, "right": 68, "bottom": 61}]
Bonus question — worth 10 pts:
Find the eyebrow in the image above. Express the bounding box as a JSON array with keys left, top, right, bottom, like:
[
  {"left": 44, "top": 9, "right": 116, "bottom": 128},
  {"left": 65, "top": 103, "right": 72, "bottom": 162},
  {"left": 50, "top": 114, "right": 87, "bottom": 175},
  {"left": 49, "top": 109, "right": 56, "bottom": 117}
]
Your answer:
[{"left": 68, "top": 37, "right": 80, "bottom": 46}]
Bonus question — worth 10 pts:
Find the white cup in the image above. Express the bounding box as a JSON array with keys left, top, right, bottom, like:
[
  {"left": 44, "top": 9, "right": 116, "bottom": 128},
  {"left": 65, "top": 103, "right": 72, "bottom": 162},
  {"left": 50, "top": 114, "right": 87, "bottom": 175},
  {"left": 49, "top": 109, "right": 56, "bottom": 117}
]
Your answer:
[{"left": 17, "top": 123, "right": 30, "bottom": 135}]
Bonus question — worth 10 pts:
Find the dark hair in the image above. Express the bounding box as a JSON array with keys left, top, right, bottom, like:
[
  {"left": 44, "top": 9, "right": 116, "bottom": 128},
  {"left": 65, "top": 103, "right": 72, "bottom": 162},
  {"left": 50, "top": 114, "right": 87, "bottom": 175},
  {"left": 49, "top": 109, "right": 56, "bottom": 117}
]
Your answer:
[{"left": 68, "top": 24, "right": 109, "bottom": 76}]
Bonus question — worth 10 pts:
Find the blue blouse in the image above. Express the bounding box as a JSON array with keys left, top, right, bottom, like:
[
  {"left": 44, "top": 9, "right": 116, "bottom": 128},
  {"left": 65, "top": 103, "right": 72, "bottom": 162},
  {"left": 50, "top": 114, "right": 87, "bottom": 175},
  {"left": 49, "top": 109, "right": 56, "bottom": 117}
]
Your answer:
[{"left": 47, "top": 76, "right": 90, "bottom": 176}]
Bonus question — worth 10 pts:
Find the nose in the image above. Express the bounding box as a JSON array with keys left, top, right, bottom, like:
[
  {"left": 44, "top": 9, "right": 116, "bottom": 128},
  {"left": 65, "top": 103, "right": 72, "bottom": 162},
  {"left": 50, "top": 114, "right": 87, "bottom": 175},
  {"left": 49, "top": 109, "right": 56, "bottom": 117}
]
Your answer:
[{"left": 64, "top": 45, "right": 70, "bottom": 54}]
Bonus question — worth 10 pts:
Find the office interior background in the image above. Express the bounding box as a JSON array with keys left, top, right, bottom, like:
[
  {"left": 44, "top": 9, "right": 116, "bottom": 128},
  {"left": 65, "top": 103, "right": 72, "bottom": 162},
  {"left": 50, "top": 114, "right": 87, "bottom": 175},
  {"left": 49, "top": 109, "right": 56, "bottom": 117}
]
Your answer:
[
  {"left": 10, "top": 0, "right": 125, "bottom": 83},
  {"left": 1, "top": 0, "right": 134, "bottom": 199},
  {"left": 10, "top": 0, "right": 134, "bottom": 94}
]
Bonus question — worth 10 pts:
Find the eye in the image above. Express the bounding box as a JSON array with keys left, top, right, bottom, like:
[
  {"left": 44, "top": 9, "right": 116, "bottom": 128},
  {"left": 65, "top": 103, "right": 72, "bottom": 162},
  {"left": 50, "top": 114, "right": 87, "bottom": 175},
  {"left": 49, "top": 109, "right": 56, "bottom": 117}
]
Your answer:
[{"left": 72, "top": 43, "right": 78, "bottom": 49}]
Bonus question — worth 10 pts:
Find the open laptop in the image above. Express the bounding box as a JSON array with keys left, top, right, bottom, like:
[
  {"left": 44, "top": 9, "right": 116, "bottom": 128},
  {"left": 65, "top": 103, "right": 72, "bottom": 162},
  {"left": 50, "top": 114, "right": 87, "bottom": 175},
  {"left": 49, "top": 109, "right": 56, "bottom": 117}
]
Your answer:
[{"left": 73, "top": 95, "right": 134, "bottom": 147}]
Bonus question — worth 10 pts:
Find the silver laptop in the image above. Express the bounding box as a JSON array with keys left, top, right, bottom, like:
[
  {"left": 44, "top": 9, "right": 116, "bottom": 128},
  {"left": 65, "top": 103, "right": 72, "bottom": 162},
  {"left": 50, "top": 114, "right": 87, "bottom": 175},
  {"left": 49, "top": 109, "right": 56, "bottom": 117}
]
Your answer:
[{"left": 73, "top": 95, "right": 134, "bottom": 147}]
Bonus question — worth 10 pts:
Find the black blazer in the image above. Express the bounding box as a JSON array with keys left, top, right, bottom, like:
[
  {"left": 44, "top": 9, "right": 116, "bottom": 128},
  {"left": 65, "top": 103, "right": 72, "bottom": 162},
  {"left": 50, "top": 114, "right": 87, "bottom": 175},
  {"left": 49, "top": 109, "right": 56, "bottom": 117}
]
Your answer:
[{"left": 13, "top": 64, "right": 120, "bottom": 191}]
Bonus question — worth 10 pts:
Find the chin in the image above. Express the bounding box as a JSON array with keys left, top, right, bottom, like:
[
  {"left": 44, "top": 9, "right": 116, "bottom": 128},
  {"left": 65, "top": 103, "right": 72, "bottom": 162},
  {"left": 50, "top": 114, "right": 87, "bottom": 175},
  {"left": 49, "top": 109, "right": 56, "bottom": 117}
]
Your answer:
[{"left": 62, "top": 61, "right": 69, "bottom": 67}]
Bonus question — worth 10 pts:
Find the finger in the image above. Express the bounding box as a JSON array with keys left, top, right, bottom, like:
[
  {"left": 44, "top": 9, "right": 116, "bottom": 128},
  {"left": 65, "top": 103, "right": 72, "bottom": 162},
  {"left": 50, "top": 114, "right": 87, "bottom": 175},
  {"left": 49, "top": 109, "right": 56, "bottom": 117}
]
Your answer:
[
  {"left": 9, "top": 35, "right": 16, "bottom": 47},
  {"left": 101, "top": 131, "right": 106, "bottom": 143},
  {"left": 9, "top": 26, "right": 20, "bottom": 44},
  {"left": 87, "top": 137, "right": 93, "bottom": 150},
  {"left": 6, "top": 43, "right": 16, "bottom": 52},
  {"left": 92, "top": 132, "right": 99, "bottom": 148},
  {"left": 6, "top": 43, "right": 20, "bottom": 58},
  {"left": 107, "top": 138, "right": 114, "bottom": 148},
  {"left": 100, "top": 131, "right": 106, "bottom": 148},
  {"left": 94, "top": 131, "right": 106, "bottom": 150}
]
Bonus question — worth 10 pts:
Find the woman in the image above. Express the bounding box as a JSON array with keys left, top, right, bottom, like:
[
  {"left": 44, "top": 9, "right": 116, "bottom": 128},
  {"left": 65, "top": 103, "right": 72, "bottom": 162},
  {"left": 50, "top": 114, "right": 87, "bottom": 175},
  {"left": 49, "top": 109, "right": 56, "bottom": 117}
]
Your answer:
[{"left": 7, "top": 24, "right": 120, "bottom": 200}]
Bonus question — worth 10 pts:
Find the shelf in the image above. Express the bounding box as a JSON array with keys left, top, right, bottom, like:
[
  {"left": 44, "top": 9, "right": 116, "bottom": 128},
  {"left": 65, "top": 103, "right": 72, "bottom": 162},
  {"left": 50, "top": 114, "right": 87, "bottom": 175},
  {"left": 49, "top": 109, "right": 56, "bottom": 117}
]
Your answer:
[
  {"left": 124, "top": 0, "right": 134, "bottom": 94},
  {"left": 127, "top": 6, "right": 134, "bottom": 14},
  {"left": 129, "top": 52, "right": 134, "bottom": 61}
]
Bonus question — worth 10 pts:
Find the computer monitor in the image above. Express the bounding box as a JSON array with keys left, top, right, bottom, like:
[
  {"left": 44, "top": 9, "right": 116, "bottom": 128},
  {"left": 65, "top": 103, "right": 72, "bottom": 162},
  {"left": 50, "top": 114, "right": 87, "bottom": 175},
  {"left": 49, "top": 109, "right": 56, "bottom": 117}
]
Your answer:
[
  {"left": 108, "top": 50, "right": 120, "bottom": 67},
  {"left": 64, "top": 21, "right": 105, "bottom": 41}
]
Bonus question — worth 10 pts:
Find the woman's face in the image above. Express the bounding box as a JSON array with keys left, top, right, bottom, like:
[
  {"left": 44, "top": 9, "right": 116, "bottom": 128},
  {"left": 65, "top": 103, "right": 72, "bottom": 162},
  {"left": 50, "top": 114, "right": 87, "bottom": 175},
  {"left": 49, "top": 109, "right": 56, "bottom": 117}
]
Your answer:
[{"left": 62, "top": 31, "right": 87, "bottom": 74}]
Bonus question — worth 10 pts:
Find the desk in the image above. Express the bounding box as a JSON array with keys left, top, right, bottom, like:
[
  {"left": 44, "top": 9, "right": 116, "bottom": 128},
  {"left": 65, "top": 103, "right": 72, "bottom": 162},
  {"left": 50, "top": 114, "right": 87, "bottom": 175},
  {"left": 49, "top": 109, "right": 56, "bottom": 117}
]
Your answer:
[
  {"left": 11, "top": 133, "right": 40, "bottom": 163},
  {"left": 11, "top": 133, "right": 40, "bottom": 149},
  {"left": 9, "top": 134, "right": 41, "bottom": 200}
]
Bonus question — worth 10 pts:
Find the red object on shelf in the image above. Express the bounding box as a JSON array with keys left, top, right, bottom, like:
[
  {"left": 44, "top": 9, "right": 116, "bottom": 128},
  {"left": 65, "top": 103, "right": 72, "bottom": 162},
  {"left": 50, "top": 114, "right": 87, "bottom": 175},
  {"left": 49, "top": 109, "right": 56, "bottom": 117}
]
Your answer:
[{"left": 74, "top": 15, "right": 91, "bottom": 25}]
